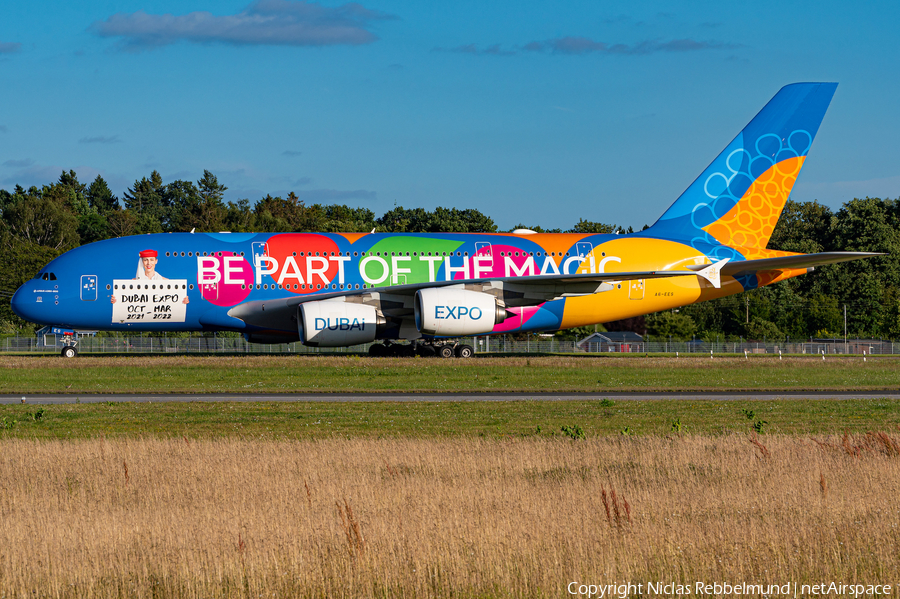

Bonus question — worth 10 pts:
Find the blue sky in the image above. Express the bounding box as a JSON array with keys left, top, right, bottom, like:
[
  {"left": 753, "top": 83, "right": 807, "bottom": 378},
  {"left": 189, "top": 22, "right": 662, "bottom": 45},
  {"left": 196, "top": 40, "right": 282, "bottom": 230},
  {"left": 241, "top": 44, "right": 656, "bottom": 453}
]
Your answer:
[{"left": 2, "top": 0, "right": 899, "bottom": 230}]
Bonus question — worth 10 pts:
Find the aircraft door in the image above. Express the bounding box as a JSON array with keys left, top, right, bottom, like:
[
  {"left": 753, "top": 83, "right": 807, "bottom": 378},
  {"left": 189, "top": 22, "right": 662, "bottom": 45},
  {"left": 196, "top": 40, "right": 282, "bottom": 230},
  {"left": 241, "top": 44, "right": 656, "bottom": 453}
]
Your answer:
[
  {"left": 201, "top": 280, "right": 219, "bottom": 300},
  {"left": 475, "top": 242, "right": 493, "bottom": 265},
  {"left": 80, "top": 275, "right": 97, "bottom": 301},
  {"left": 575, "top": 242, "right": 594, "bottom": 273},
  {"left": 250, "top": 242, "right": 269, "bottom": 265},
  {"left": 629, "top": 279, "right": 645, "bottom": 300}
]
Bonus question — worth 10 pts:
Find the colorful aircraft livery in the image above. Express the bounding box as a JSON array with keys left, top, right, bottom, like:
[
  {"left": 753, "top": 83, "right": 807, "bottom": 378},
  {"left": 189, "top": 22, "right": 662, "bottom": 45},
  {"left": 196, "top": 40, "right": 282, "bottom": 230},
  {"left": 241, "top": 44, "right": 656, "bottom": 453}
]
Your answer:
[{"left": 11, "top": 83, "right": 880, "bottom": 356}]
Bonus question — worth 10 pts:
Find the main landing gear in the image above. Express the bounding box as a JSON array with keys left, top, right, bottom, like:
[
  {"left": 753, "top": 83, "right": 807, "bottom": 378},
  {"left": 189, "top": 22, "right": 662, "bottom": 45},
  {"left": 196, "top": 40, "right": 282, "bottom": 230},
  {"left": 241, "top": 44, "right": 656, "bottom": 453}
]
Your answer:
[{"left": 367, "top": 340, "right": 474, "bottom": 358}]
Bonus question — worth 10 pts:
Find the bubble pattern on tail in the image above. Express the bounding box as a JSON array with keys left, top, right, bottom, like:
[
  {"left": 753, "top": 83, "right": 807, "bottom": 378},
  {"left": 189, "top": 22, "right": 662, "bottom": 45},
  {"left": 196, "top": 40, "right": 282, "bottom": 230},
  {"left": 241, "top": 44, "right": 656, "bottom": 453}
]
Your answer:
[{"left": 702, "top": 155, "right": 804, "bottom": 251}]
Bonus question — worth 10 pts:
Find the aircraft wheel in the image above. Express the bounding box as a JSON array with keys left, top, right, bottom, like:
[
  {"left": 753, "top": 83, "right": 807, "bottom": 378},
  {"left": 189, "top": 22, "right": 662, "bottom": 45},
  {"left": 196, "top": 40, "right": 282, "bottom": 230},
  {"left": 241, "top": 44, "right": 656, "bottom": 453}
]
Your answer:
[
  {"left": 60, "top": 346, "right": 78, "bottom": 358},
  {"left": 368, "top": 344, "right": 386, "bottom": 357},
  {"left": 456, "top": 344, "right": 474, "bottom": 358},
  {"left": 439, "top": 345, "right": 455, "bottom": 359}
]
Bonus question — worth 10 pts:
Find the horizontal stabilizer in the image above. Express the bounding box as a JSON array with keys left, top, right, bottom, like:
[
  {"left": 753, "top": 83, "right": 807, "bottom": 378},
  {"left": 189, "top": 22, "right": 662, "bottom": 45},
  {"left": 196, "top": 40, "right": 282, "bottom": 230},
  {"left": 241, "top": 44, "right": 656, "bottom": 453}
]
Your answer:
[
  {"left": 702, "top": 252, "right": 883, "bottom": 276},
  {"left": 694, "top": 258, "right": 729, "bottom": 288}
]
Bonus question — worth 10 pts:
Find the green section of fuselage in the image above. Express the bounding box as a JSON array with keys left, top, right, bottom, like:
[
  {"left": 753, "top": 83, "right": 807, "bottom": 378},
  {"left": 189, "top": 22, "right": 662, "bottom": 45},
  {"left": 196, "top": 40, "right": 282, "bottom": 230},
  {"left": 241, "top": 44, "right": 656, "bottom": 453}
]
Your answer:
[{"left": 363, "top": 236, "right": 464, "bottom": 287}]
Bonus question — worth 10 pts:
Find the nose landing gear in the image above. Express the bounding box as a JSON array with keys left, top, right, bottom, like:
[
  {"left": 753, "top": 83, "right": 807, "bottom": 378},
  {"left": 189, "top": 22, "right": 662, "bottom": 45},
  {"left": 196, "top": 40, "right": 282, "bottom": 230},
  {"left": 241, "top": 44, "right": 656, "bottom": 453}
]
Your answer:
[{"left": 60, "top": 338, "right": 79, "bottom": 358}]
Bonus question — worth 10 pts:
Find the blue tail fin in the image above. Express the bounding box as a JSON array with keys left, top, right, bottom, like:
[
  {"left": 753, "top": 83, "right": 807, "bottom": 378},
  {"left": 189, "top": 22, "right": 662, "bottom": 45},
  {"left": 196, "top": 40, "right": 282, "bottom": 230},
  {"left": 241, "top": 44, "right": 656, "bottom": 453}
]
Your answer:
[{"left": 645, "top": 83, "right": 837, "bottom": 254}]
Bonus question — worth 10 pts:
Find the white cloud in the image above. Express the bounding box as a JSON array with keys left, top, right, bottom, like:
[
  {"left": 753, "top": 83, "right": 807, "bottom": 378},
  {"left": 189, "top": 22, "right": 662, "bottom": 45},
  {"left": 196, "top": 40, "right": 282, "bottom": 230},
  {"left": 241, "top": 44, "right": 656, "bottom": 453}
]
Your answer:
[
  {"left": 79, "top": 135, "right": 122, "bottom": 144},
  {"left": 90, "top": 0, "right": 395, "bottom": 52},
  {"left": 524, "top": 36, "right": 737, "bottom": 55}
]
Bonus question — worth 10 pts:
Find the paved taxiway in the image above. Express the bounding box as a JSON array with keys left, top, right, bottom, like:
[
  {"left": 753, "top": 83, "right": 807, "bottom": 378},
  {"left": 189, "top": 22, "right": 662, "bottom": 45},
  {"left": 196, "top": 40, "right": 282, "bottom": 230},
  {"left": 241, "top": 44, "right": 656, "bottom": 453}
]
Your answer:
[{"left": 3, "top": 391, "right": 900, "bottom": 404}]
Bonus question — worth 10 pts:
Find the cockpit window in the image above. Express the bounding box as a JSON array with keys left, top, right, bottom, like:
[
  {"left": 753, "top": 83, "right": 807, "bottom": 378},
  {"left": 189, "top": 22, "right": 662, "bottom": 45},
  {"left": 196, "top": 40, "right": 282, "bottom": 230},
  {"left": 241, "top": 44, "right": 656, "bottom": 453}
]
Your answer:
[
  {"left": 49, "top": 273, "right": 57, "bottom": 281},
  {"left": 33, "top": 271, "right": 43, "bottom": 280},
  {"left": 42, "top": 273, "right": 49, "bottom": 281}
]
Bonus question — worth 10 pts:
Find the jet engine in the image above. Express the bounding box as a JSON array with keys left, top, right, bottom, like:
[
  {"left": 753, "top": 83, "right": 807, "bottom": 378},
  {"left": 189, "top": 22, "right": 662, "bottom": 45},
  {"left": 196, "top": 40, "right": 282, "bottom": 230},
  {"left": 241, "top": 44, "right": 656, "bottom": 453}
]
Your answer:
[
  {"left": 299, "top": 300, "right": 380, "bottom": 347},
  {"left": 415, "top": 288, "right": 509, "bottom": 336}
]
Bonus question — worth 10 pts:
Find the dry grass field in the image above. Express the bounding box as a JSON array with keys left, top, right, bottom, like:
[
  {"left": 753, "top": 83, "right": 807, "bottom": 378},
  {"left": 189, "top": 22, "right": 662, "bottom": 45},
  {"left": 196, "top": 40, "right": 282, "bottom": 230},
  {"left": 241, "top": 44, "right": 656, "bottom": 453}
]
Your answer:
[{"left": 2, "top": 434, "right": 899, "bottom": 598}]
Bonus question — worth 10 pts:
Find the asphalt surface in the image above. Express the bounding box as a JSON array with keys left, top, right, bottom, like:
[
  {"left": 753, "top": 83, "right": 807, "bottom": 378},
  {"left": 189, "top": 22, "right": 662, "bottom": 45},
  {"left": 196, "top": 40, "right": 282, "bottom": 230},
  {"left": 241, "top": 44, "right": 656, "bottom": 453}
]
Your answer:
[{"left": 3, "top": 391, "right": 900, "bottom": 404}]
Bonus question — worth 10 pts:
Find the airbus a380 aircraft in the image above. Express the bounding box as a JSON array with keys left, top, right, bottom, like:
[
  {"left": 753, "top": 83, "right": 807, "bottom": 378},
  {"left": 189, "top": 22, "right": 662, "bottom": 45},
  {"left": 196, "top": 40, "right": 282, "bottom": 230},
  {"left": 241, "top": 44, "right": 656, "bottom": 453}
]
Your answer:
[{"left": 11, "top": 83, "right": 880, "bottom": 357}]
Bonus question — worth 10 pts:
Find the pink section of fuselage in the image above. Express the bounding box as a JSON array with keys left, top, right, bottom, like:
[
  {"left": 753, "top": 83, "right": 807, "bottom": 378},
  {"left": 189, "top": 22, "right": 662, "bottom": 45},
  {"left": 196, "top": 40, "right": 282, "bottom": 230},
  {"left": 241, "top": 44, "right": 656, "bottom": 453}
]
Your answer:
[
  {"left": 453, "top": 244, "right": 534, "bottom": 280},
  {"left": 198, "top": 252, "right": 254, "bottom": 307}
]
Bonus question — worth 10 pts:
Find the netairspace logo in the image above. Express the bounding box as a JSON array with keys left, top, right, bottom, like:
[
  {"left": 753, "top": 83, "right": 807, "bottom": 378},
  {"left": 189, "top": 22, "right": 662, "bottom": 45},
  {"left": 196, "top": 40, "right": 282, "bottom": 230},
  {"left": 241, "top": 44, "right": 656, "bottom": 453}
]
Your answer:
[{"left": 566, "top": 581, "right": 893, "bottom": 597}]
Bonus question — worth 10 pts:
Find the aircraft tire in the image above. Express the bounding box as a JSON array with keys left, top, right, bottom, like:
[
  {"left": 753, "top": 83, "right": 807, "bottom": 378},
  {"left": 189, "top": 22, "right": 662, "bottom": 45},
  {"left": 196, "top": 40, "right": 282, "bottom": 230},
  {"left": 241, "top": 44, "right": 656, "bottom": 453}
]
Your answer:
[
  {"left": 368, "top": 344, "right": 386, "bottom": 357},
  {"left": 439, "top": 345, "right": 455, "bottom": 359},
  {"left": 456, "top": 344, "right": 474, "bottom": 358},
  {"left": 60, "top": 346, "right": 78, "bottom": 358}
]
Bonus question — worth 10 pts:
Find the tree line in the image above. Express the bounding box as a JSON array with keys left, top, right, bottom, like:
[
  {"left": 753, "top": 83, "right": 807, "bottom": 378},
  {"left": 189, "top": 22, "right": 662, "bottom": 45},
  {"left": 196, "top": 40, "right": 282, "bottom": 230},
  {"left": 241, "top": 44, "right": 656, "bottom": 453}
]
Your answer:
[{"left": 1, "top": 169, "right": 898, "bottom": 340}]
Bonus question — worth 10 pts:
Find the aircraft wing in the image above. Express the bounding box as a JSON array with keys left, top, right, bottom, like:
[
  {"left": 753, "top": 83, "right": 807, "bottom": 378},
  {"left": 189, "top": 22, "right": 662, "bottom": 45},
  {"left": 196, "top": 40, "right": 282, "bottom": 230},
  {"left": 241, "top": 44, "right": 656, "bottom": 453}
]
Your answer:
[
  {"left": 689, "top": 252, "right": 884, "bottom": 277},
  {"left": 288, "top": 267, "right": 704, "bottom": 302}
]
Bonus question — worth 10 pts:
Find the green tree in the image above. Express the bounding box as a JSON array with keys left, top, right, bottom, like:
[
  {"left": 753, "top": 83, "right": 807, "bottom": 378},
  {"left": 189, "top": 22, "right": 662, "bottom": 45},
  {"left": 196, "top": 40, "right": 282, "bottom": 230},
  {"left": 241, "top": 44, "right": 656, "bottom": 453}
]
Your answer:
[
  {"left": 224, "top": 199, "right": 255, "bottom": 232},
  {"left": 646, "top": 311, "right": 697, "bottom": 340},
  {"left": 76, "top": 212, "right": 110, "bottom": 245},
  {"left": 4, "top": 195, "right": 80, "bottom": 249},
  {"left": 107, "top": 209, "right": 139, "bottom": 238},
  {"left": 881, "top": 286, "right": 900, "bottom": 340},
  {"left": 803, "top": 293, "right": 842, "bottom": 338},
  {"left": 0, "top": 229, "right": 65, "bottom": 330},
  {"left": 745, "top": 317, "right": 783, "bottom": 341},
  {"left": 123, "top": 171, "right": 167, "bottom": 229},
  {"left": 85, "top": 175, "right": 120, "bottom": 214},
  {"left": 567, "top": 219, "right": 619, "bottom": 234},
  {"left": 253, "top": 193, "right": 317, "bottom": 231},
  {"left": 318, "top": 204, "right": 377, "bottom": 232},
  {"left": 163, "top": 179, "right": 200, "bottom": 232},
  {"left": 192, "top": 170, "right": 228, "bottom": 231},
  {"left": 377, "top": 206, "right": 431, "bottom": 232},
  {"left": 0, "top": 185, "right": 28, "bottom": 220},
  {"left": 769, "top": 199, "right": 834, "bottom": 254},
  {"left": 428, "top": 207, "right": 496, "bottom": 233},
  {"left": 377, "top": 206, "right": 496, "bottom": 233},
  {"left": 41, "top": 170, "right": 91, "bottom": 220}
]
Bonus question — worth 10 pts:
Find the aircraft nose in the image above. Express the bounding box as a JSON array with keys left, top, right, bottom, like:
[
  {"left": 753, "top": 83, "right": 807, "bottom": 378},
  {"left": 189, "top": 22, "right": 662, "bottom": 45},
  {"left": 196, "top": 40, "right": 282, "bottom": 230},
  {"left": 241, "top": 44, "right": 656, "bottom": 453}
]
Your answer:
[{"left": 11, "top": 281, "right": 47, "bottom": 324}]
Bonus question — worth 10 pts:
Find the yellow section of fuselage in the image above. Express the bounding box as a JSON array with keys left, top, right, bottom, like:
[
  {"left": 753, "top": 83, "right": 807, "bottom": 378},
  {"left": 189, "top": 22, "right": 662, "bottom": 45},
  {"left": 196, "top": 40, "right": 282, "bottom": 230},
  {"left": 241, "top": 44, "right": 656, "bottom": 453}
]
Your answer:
[{"left": 560, "top": 237, "right": 741, "bottom": 328}]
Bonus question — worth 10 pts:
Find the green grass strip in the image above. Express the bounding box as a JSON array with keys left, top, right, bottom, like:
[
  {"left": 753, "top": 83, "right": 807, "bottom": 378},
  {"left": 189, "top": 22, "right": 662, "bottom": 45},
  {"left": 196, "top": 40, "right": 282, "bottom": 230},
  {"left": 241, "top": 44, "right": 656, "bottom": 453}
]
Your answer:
[
  {"left": 2, "top": 355, "right": 899, "bottom": 394},
  {"left": 2, "top": 398, "right": 899, "bottom": 439}
]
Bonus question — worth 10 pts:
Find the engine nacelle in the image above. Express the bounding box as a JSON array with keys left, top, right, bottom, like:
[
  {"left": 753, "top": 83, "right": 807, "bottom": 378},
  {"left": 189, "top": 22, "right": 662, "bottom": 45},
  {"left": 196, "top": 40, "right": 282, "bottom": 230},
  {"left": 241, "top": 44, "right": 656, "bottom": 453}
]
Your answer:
[
  {"left": 415, "top": 288, "right": 508, "bottom": 336},
  {"left": 299, "top": 301, "right": 379, "bottom": 347}
]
